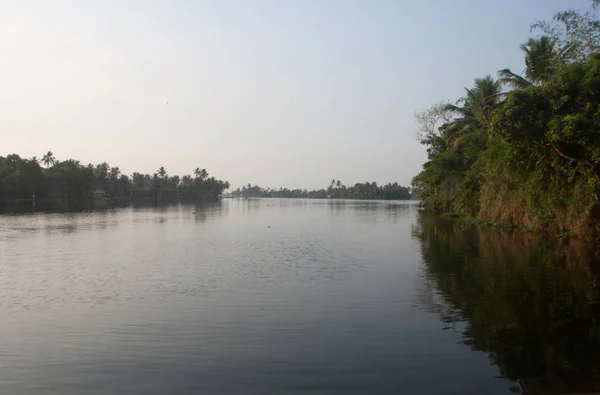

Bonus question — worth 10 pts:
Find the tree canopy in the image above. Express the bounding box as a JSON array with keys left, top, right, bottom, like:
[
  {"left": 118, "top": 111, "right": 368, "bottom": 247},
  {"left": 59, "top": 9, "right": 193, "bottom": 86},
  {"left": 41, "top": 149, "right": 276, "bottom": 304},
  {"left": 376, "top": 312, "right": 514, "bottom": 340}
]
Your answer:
[
  {"left": 0, "top": 153, "right": 229, "bottom": 202},
  {"left": 412, "top": 2, "right": 600, "bottom": 236},
  {"left": 230, "top": 180, "right": 412, "bottom": 200}
]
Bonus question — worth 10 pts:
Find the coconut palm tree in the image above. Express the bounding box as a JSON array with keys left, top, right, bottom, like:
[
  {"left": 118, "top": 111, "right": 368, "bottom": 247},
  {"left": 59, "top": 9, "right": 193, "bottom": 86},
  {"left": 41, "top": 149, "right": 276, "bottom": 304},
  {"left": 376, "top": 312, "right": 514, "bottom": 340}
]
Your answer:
[
  {"left": 132, "top": 172, "right": 146, "bottom": 189},
  {"left": 181, "top": 175, "right": 193, "bottom": 188},
  {"left": 63, "top": 159, "right": 81, "bottom": 168},
  {"left": 446, "top": 75, "right": 504, "bottom": 131},
  {"left": 198, "top": 168, "right": 208, "bottom": 181},
  {"left": 41, "top": 151, "right": 56, "bottom": 168},
  {"left": 498, "top": 36, "right": 565, "bottom": 89},
  {"left": 110, "top": 166, "right": 120, "bottom": 180},
  {"left": 194, "top": 167, "right": 201, "bottom": 179},
  {"left": 157, "top": 166, "right": 167, "bottom": 180},
  {"left": 94, "top": 162, "right": 109, "bottom": 180}
]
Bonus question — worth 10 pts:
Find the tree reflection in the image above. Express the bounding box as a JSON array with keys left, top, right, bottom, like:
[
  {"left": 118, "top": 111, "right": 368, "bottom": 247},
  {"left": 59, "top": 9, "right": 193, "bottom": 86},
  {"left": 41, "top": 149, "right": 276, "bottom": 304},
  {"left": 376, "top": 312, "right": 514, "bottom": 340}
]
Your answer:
[{"left": 413, "top": 212, "right": 600, "bottom": 394}]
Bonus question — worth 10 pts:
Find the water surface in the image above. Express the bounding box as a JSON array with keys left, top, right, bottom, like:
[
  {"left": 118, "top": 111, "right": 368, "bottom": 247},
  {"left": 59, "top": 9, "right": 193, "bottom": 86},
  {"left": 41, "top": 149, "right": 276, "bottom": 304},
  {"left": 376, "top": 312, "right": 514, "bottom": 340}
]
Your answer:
[{"left": 0, "top": 199, "right": 598, "bottom": 394}]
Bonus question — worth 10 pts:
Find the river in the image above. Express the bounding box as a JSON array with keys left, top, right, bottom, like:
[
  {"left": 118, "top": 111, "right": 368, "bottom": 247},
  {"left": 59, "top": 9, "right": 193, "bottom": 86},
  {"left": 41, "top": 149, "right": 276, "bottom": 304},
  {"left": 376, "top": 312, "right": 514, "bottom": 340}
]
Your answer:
[{"left": 0, "top": 199, "right": 598, "bottom": 394}]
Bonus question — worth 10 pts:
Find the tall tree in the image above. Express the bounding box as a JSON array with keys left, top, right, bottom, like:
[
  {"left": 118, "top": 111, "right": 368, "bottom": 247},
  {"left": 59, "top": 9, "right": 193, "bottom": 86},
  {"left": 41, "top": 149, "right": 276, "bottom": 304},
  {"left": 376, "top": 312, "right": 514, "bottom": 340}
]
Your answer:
[
  {"left": 41, "top": 151, "right": 56, "bottom": 168},
  {"left": 445, "top": 76, "right": 503, "bottom": 132},
  {"left": 498, "top": 36, "right": 560, "bottom": 88},
  {"left": 158, "top": 166, "right": 167, "bottom": 180},
  {"left": 531, "top": 7, "right": 600, "bottom": 63},
  {"left": 199, "top": 169, "right": 208, "bottom": 181}
]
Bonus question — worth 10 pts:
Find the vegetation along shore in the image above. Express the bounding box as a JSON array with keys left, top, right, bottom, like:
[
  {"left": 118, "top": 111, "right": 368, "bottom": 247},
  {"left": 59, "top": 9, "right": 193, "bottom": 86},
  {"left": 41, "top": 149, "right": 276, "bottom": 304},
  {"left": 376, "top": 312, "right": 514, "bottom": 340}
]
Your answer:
[
  {"left": 0, "top": 151, "right": 229, "bottom": 203},
  {"left": 230, "top": 180, "right": 414, "bottom": 200},
  {"left": 412, "top": 3, "right": 600, "bottom": 237}
]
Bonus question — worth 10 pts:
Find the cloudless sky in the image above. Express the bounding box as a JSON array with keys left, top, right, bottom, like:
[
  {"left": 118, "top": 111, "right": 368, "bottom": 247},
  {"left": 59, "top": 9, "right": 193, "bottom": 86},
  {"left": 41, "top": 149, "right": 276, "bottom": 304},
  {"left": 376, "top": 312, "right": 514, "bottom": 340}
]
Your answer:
[{"left": 0, "top": 0, "right": 594, "bottom": 189}]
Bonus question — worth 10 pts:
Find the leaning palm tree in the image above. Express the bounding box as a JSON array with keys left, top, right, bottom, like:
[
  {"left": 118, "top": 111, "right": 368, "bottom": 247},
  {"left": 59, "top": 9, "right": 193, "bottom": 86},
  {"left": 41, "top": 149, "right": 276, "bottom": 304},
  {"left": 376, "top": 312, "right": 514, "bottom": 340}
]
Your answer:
[
  {"left": 498, "top": 35, "right": 563, "bottom": 89},
  {"left": 41, "top": 151, "right": 56, "bottom": 168}
]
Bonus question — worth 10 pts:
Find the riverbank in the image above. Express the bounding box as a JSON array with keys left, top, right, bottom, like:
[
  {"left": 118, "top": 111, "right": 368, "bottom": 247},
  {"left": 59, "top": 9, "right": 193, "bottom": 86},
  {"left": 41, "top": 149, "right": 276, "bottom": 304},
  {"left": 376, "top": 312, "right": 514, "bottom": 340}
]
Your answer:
[
  {"left": 439, "top": 211, "right": 600, "bottom": 241},
  {"left": 411, "top": 6, "right": 600, "bottom": 239}
]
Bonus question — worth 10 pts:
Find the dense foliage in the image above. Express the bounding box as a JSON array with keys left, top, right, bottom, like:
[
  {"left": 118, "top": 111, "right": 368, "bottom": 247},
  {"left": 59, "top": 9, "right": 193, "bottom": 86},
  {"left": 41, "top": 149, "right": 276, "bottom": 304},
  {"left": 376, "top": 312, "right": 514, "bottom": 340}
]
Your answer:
[
  {"left": 412, "top": 3, "right": 600, "bottom": 236},
  {"left": 230, "top": 179, "right": 412, "bottom": 200},
  {"left": 0, "top": 152, "right": 229, "bottom": 202}
]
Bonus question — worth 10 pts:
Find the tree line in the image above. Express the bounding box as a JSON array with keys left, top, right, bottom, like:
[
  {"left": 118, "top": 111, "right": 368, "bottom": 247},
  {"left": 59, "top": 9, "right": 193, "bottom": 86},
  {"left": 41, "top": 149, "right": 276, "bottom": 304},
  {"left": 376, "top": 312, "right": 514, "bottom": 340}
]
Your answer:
[
  {"left": 412, "top": 2, "right": 600, "bottom": 236},
  {"left": 0, "top": 151, "right": 229, "bottom": 202},
  {"left": 230, "top": 179, "right": 412, "bottom": 200}
]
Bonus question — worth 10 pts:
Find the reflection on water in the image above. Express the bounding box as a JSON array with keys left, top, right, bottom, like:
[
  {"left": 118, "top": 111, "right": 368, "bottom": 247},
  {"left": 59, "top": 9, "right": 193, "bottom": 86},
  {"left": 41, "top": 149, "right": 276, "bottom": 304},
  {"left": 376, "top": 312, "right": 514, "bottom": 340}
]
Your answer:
[
  {"left": 1, "top": 199, "right": 598, "bottom": 394},
  {"left": 413, "top": 213, "right": 600, "bottom": 394}
]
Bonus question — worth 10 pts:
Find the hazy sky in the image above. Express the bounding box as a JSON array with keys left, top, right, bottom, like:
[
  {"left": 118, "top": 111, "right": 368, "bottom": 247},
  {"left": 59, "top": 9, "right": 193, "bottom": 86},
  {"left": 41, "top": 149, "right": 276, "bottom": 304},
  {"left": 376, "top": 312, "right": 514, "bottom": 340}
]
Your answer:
[{"left": 0, "top": 0, "right": 593, "bottom": 189}]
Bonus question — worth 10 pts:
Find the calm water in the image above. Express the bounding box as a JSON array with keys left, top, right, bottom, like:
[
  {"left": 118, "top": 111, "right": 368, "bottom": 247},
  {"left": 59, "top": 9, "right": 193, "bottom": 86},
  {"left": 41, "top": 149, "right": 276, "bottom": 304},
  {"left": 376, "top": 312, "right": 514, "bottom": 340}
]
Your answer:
[{"left": 0, "top": 199, "right": 598, "bottom": 394}]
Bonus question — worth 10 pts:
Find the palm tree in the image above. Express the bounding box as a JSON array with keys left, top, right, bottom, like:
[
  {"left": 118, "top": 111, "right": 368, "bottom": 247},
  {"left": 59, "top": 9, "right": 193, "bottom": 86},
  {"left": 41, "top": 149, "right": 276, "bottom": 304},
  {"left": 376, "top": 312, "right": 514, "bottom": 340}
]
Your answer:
[
  {"left": 446, "top": 75, "right": 503, "bottom": 132},
  {"left": 94, "top": 162, "right": 109, "bottom": 180},
  {"left": 30, "top": 156, "right": 38, "bottom": 164},
  {"left": 194, "top": 167, "right": 201, "bottom": 179},
  {"left": 63, "top": 159, "right": 80, "bottom": 167},
  {"left": 132, "top": 172, "right": 145, "bottom": 189},
  {"left": 200, "top": 169, "right": 208, "bottom": 181},
  {"left": 498, "top": 36, "right": 563, "bottom": 89},
  {"left": 182, "top": 175, "right": 193, "bottom": 188},
  {"left": 41, "top": 151, "right": 56, "bottom": 168},
  {"left": 158, "top": 166, "right": 167, "bottom": 180},
  {"left": 110, "top": 166, "right": 120, "bottom": 179}
]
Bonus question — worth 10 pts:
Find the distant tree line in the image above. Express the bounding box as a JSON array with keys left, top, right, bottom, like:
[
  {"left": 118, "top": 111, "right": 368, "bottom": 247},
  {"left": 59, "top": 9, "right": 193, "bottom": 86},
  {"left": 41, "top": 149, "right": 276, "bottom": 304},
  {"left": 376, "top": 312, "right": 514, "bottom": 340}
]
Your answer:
[
  {"left": 230, "top": 179, "right": 412, "bottom": 200},
  {"left": 0, "top": 151, "right": 229, "bottom": 202}
]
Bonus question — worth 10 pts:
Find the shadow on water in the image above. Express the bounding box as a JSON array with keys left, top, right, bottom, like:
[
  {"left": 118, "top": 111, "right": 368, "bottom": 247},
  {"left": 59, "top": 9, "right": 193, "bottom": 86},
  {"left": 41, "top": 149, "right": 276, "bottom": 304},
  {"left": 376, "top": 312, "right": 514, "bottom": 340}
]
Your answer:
[
  {"left": 126, "top": 201, "right": 228, "bottom": 224},
  {"left": 0, "top": 199, "right": 227, "bottom": 219},
  {"left": 229, "top": 198, "right": 418, "bottom": 218},
  {"left": 0, "top": 200, "right": 227, "bottom": 235},
  {"left": 412, "top": 212, "right": 600, "bottom": 394},
  {"left": 0, "top": 199, "right": 131, "bottom": 215}
]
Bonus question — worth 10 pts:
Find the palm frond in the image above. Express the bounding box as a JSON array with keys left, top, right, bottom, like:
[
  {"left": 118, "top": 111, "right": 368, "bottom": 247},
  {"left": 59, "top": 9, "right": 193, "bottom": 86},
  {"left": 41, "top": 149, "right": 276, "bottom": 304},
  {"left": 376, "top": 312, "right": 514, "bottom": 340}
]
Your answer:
[
  {"left": 497, "top": 69, "right": 532, "bottom": 89},
  {"left": 444, "top": 103, "right": 471, "bottom": 117}
]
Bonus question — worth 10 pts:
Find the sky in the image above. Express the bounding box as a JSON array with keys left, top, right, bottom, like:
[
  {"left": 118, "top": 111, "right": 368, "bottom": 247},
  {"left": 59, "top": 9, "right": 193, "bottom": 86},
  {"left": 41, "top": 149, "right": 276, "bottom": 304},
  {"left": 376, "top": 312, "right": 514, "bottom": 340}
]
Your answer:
[{"left": 0, "top": 0, "right": 594, "bottom": 190}]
